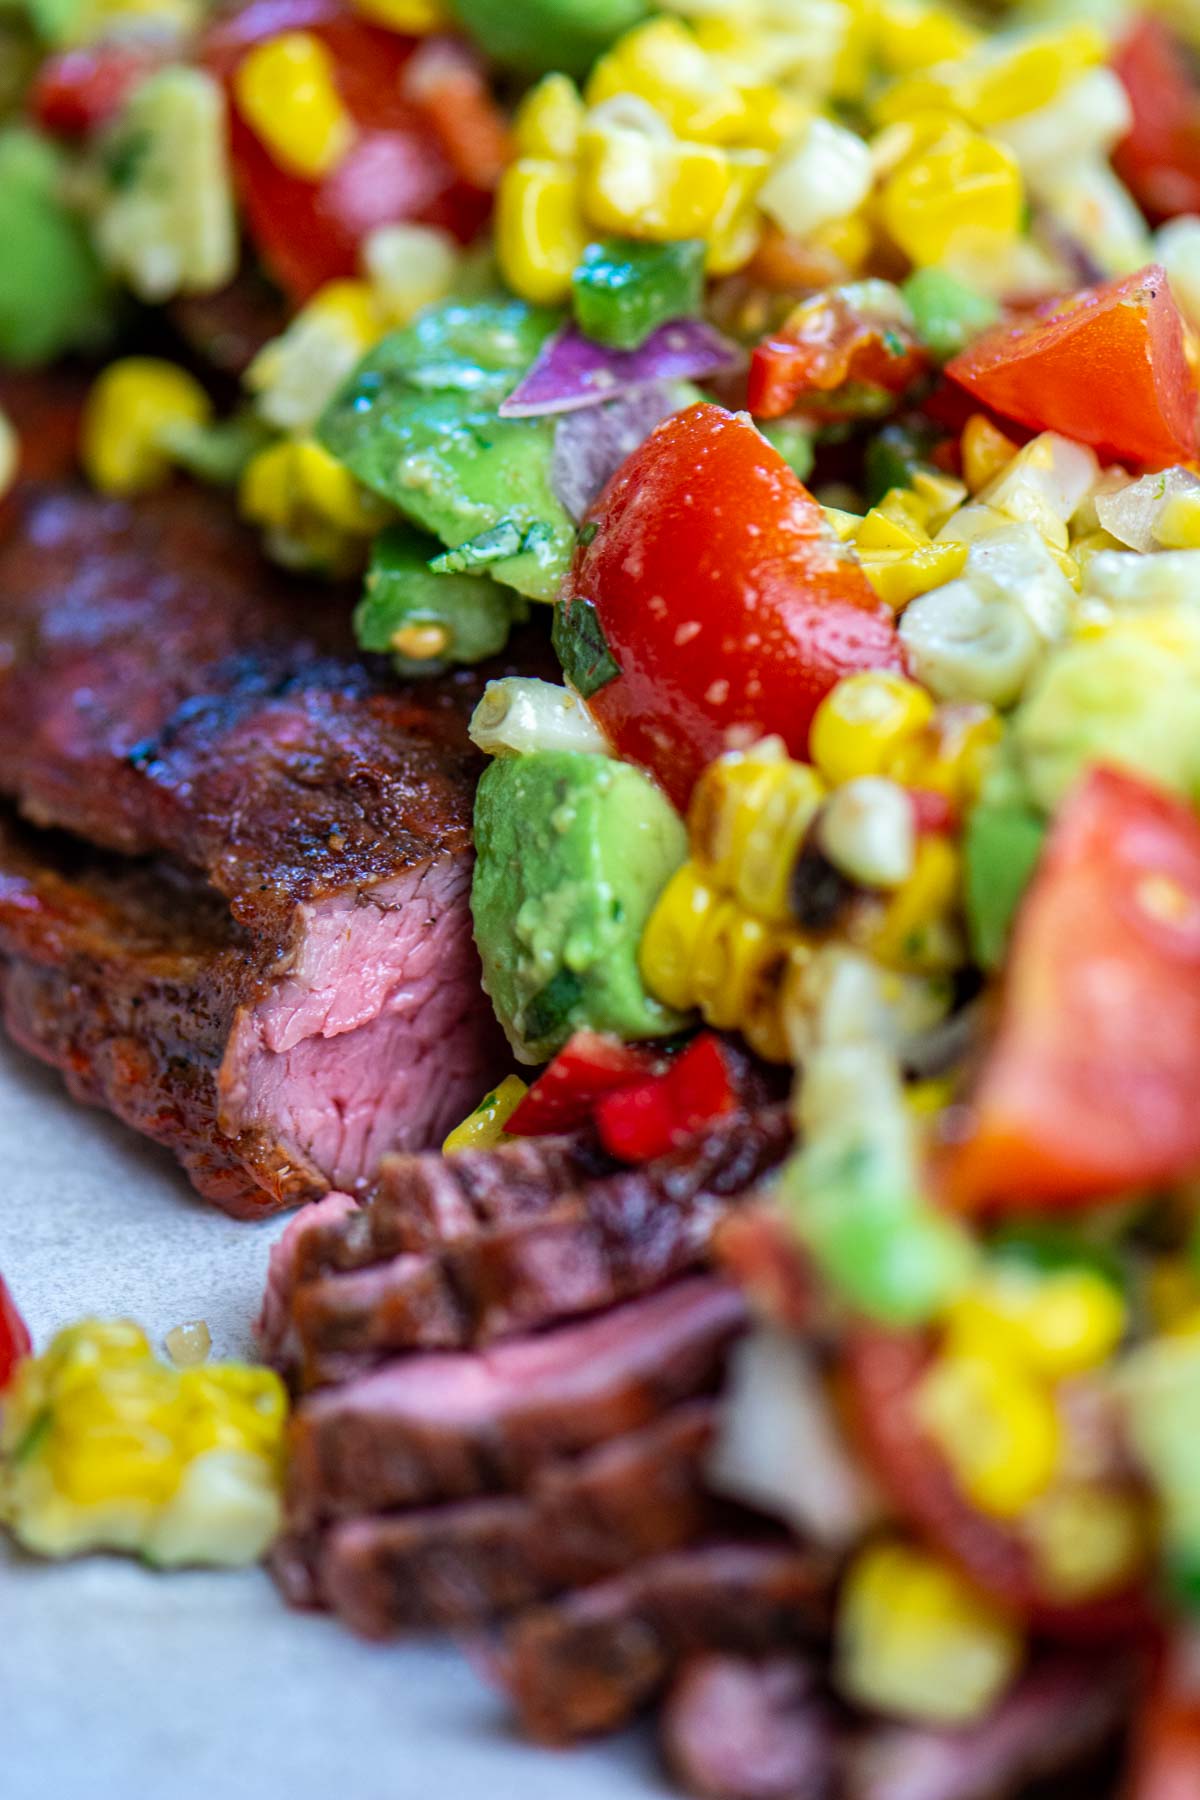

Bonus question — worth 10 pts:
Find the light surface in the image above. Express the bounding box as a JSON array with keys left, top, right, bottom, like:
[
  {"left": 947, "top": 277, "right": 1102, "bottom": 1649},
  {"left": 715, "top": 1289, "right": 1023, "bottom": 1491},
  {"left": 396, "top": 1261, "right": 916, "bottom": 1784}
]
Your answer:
[{"left": 0, "top": 1039, "right": 663, "bottom": 1800}]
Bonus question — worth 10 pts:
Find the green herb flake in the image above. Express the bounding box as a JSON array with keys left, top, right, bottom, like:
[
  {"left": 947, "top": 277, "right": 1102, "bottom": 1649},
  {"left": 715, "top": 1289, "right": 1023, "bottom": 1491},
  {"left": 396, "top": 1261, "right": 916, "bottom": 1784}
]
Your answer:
[{"left": 552, "top": 596, "right": 621, "bottom": 698}]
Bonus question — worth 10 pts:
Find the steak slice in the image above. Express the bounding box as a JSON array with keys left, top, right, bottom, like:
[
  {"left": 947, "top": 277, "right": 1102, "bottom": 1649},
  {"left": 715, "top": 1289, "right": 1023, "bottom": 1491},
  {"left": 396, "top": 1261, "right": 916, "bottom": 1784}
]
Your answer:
[
  {"left": 286, "top": 1276, "right": 747, "bottom": 1520},
  {"left": 661, "top": 1655, "right": 836, "bottom": 1800},
  {"left": 274, "top": 1108, "right": 793, "bottom": 1378},
  {"left": 0, "top": 483, "right": 510, "bottom": 1213},
  {"left": 297, "top": 1399, "right": 720, "bottom": 1637},
  {"left": 499, "top": 1542, "right": 834, "bottom": 1746}
]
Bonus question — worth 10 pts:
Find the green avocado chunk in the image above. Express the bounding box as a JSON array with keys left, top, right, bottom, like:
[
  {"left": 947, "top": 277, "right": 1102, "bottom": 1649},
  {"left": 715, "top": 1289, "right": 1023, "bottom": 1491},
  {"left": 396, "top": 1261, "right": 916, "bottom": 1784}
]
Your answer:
[
  {"left": 319, "top": 298, "right": 575, "bottom": 602},
  {"left": 0, "top": 128, "right": 112, "bottom": 366},
  {"left": 449, "top": 0, "right": 649, "bottom": 76},
  {"left": 963, "top": 796, "right": 1046, "bottom": 971},
  {"left": 356, "top": 523, "right": 523, "bottom": 672},
  {"left": 471, "top": 750, "right": 689, "bottom": 1062}
]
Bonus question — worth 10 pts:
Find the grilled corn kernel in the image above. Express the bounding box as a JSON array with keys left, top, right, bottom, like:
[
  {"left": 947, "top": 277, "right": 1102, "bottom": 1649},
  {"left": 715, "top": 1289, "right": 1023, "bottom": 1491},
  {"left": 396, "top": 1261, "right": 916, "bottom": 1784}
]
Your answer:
[
  {"left": 819, "top": 776, "right": 916, "bottom": 891},
  {"left": 497, "top": 157, "right": 588, "bottom": 304},
  {"left": 514, "top": 73, "right": 586, "bottom": 161},
  {"left": 0, "top": 1319, "right": 285, "bottom": 1565},
  {"left": 579, "top": 119, "right": 733, "bottom": 242},
  {"left": 586, "top": 18, "right": 748, "bottom": 145},
  {"left": 860, "top": 540, "right": 969, "bottom": 610},
  {"left": 82, "top": 358, "right": 212, "bottom": 499},
  {"left": 837, "top": 1539, "right": 1022, "bottom": 1725},
  {"left": 1023, "top": 1483, "right": 1148, "bottom": 1602},
  {"left": 858, "top": 834, "right": 962, "bottom": 973},
  {"left": 233, "top": 31, "right": 355, "bottom": 181},
  {"left": 705, "top": 146, "right": 769, "bottom": 274},
  {"left": 886, "top": 702, "right": 1000, "bottom": 806},
  {"left": 688, "top": 743, "right": 826, "bottom": 924},
  {"left": 881, "top": 130, "right": 1023, "bottom": 267},
  {"left": 946, "top": 1267, "right": 1127, "bottom": 1380},
  {"left": 918, "top": 1350, "right": 1062, "bottom": 1518},
  {"left": 442, "top": 1073, "right": 529, "bottom": 1153},
  {"left": 875, "top": 25, "right": 1107, "bottom": 131},
  {"left": 962, "top": 413, "right": 1018, "bottom": 493},
  {"left": 363, "top": 223, "right": 458, "bottom": 327},
  {"left": 811, "top": 671, "right": 936, "bottom": 787},
  {"left": 348, "top": 0, "right": 446, "bottom": 28}
]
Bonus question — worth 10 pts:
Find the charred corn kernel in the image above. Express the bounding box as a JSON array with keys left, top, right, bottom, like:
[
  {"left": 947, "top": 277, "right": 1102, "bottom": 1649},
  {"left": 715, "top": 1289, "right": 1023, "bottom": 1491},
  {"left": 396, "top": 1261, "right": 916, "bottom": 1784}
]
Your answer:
[
  {"left": 860, "top": 540, "right": 969, "bottom": 610},
  {"left": 579, "top": 121, "right": 732, "bottom": 242},
  {"left": 811, "top": 671, "right": 936, "bottom": 788},
  {"left": 946, "top": 1267, "right": 1126, "bottom": 1380},
  {"left": 348, "top": 0, "right": 446, "bottom": 28},
  {"left": 876, "top": 25, "right": 1107, "bottom": 131},
  {"left": 442, "top": 1074, "right": 529, "bottom": 1154},
  {"left": 886, "top": 702, "right": 1000, "bottom": 806},
  {"left": 705, "top": 147, "right": 769, "bottom": 273},
  {"left": 876, "top": 0, "right": 980, "bottom": 73},
  {"left": 1155, "top": 490, "right": 1200, "bottom": 550},
  {"left": 1024, "top": 1483, "right": 1148, "bottom": 1603},
  {"left": 586, "top": 18, "right": 748, "bottom": 145},
  {"left": 881, "top": 130, "right": 1023, "bottom": 267},
  {"left": 497, "top": 157, "right": 588, "bottom": 304},
  {"left": 234, "top": 32, "right": 355, "bottom": 181},
  {"left": 688, "top": 743, "right": 826, "bottom": 924},
  {"left": 918, "top": 1349, "right": 1062, "bottom": 1518},
  {"left": 363, "top": 223, "right": 458, "bottom": 327},
  {"left": 514, "top": 73, "right": 586, "bottom": 161},
  {"left": 962, "top": 413, "right": 1018, "bottom": 493},
  {"left": 837, "top": 1540, "right": 1022, "bottom": 1725},
  {"left": 858, "top": 834, "right": 962, "bottom": 972},
  {"left": 82, "top": 358, "right": 212, "bottom": 499},
  {"left": 0, "top": 408, "right": 17, "bottom": 501},
  {"left": 819, "top": 776, "right": 916, "bottom": 890},
  {"left": 164, "top": 1322, "right": 211, "bottom": 1368},
  {"left": 0, "top": 1319, "right": 285, "bottom": 1565}
]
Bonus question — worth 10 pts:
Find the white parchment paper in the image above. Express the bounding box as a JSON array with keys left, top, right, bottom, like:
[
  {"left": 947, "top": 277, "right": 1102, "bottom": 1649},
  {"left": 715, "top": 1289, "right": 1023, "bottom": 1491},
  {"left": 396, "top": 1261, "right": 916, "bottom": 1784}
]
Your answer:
[{"left": 0, "top": 1038, "right": 664, "bottom": 1800}]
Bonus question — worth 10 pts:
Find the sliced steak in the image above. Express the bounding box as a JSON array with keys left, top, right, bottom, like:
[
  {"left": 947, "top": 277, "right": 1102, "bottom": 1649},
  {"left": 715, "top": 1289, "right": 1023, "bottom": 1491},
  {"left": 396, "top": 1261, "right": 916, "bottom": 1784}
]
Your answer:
[
  {"left": 661, "top": 1655, "right": 836, "bottom": 1800},
  {"left": 277, "top": 1108, "right": 793, "bottom": 1377},
  {"left": 300, "top": 1399, "right": 719, "bottom": 1637},
  {"left": 499, "top": 1542, "right": 834, "bottom": 1745},
  {"left": 286, "top": 1276, "right": 747, "bottom": 1520},
  {"left": 0, "top": 483, "right": 513, "bottom": 1212}
]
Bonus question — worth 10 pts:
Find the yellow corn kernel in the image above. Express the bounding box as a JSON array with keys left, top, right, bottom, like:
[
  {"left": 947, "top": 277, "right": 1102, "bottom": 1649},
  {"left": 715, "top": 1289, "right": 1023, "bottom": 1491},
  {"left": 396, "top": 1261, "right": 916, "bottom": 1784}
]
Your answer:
[
  {"left": 514, "top": 73, "right": 586, "bottom": 162},
  {"left": 918, "top": 1349, "right": 1062, "bottom": 1518},
  {"left": 497, "top": 156, "right": 588, "bottom": 304},
  {"left": 857, "top": 834, "right": 962, "bottom": 972},
  {"left": 823, "top": 507, "right": 862, "bottom": 543},
  {"left": 859, "top": 540, "right": 969, "bottom": 610},
  {"left": 704, "top": 147, "right": 769, "bottom": 275},
  {"left": 909, "top": 469, "right": 969, "bottom": 535},
  {"left": 240, "top": 439, "right": 385, "bottom": 554},
  {"left": 586, "top": 17, "right": 748, "bottom": 146},
  {"left": 870, "top": 107, "right": 967, "bottom": 179},
  {"left": 907, "top": 1075, "right": 955, "bottom": 1118},
  {"left": 811, "top": 671, "right": 936, "bottom": 788},
  {"left": 857, "top": 501, "right": 929, "bottom": 552},
  {"left": 945, "top": 1267, "right": 1127, "bottom": 1381},
  {"left": 303, "top": 277, "right": 379, "bottom": 343},
  {"left": 1155, "top": 489, "right": 1200, "bottom": 549},
  {"left": 1024, "top": 1483, "right": 1148, "bottom": 1603},
  {"left": 736, "top": 83, "right": 808, "bottom": 154},
  {"left": 875, "top": 25, "right": 1107, "bottom": 131},
  {"left": 881, "top": 130, "right": 1023, "bottom": 266},
  {"left": 233, "top": 31, "right": 355, "bottom": 181},
  {"left": 811, "top": 211, "right": 873, "bottom": 276},
  {"left": 363, "top": 222, "right": 458, "bottom": 328},
  {"left": 688, "top": 744, "right": 827, "bottom": 924},
  {"left": 837, "top": 1539, "right": 1023, "bottom": 1725},
  {"left": 579, "top": 121, "right": 732, "bottom": 242},
  {"left": 962, "top": 413, "right": 1018, "bottom": 493},
  {"left": 81, "top": 357, "right": 212, "bottom": 499},
  {"left": 1146, "top": 1255, "right": 1200, "bottom": 1332},
  {"left": 886, "top": 702, "right": 1001, "bottom": 806},
  {"left": 347, "top": 0, "right": 446, "bottom": 28},
  {"left": 442, "top": 1073, "right": 529, "bottom": 1154},
  {"left": 876, "top": 0, "right": 980, "bottom": 74},
  {"left": 293, "top": 439, "right": 385, "bottom": 532}
]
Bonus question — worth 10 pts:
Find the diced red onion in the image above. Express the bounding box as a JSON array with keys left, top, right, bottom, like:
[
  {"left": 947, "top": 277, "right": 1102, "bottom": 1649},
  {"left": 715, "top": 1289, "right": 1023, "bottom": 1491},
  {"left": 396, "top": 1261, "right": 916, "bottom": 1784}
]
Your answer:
[
  {"left": 500, "top": 318, "right": 743, "bottom": 419},
  {"left": 550, "top": 382, "right": 687, "bottom": 520}
]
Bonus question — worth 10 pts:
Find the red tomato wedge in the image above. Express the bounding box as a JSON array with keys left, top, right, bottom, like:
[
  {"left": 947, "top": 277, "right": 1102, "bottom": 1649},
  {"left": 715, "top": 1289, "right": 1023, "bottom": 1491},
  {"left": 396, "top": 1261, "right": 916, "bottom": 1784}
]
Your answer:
[
  {"left": 843, "top": 1327, "right": 1153, "bottom": 1641},
  {"left": 506, "top": 1030, "right": 663, "bottom": 1137},
  {"left": 562, "top": 403, "right": 906, "bottom": 811},
  {"left": 203, "top": 0, "right": 495, "bottom": 301},
  {"left": 1113, "top": 16, "right": 1200, "bottom": 225},
  {"left": 945, "top": 265, "right": 1199, "bottom": 468},
  {"left": 950, "top": 766, "right": 1200, "bottom": 1213},
  {"left": 0, "top": 1273, "right": 30, "bottom": 1389},
  {"left": 1126, "top": 1640, "right": 1200, "bottom": 1800}
]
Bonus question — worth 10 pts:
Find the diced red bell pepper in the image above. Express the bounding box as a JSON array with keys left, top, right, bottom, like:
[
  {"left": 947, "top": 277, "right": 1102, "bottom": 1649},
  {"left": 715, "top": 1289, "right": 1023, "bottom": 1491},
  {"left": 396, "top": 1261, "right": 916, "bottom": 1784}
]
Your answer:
[
  {"left": 1113, "top": 16, "right": 1200, "bottom": 225},
  {"left": 31, "top": 41, "right": 165, "bottom": 137},
  {"left": 506, "top": 1030, "right": 664, "bottom": 1138},
  {"left": 596, "top": 1032, "right": 739, "bottom": 1164},
  {"left": 948, "top": 766, "right": 1200, "bottom": 1213},
  {"left": 749, "top": 288, "right": 929, "bottom": 421},
  {"left": 908, "top": 788, "right": 957, "bottom": 835},
  {"left": 945, "top": 264, "right": 1199, "bottom": 469},
  {"left": 0, "top": 1274, "right": 30, "bottom": 1389}
]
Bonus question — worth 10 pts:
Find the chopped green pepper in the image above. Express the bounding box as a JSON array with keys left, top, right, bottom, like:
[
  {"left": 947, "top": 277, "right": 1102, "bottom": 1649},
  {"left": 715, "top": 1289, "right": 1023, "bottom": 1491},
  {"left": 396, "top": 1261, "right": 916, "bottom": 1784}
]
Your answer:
[
  {"left": 902, "top": 267, "right": 1001, "bottom": 364},
  {"left": 571, "top": 238, "right": 706, "bottom": 351}
]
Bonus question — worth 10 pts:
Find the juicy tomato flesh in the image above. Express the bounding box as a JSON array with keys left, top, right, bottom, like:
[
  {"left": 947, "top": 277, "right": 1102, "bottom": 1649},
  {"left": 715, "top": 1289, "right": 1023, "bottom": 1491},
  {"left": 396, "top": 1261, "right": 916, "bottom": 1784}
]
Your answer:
[
  {"left": 31, "top": 41, "right": 166, "bottom": 136},
  {"left": 595, "top": 1031, "right": 738, "bottom": 1163},
  {"left": 1126, "top": 1641, "right": 1200, "bottom": 1800},
  {"left": 203, "top": 0, "right": 494, "bottom": 301},
  {"left": 949, "top": 766, "right": 1200, "bottom": 1213},
  {"left": 0, "top": 1273, "right": 30, "bottom": 1389},
  {"left": 842, "top": 1326, "right": 1152, "bottom": 1640},
  {"left": 565, "top": 402, "right": 906, "bottom": 811},
  {"left": 506, "top": 1029, "right": 663, "bottom": 1137},
  {"left": 946, "top": 264, "right": 1199, "bottom": 468},
  {"left": 749, "top": 291, "right": 928, "bottom": 421},
  {"left": 1113, "top": 16, "right": 1200, "bottom": 224}
]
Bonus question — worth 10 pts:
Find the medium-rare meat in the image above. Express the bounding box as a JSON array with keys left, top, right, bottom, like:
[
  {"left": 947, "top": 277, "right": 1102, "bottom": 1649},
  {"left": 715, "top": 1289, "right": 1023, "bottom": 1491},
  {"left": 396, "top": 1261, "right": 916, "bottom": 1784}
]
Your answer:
[
  {"left": 295, "top": 1400, "right": 720, "bottom": 1637},
  {"left": 261, "top": 1108, "right": 792, "bottom": 1379},
  {"left": 499, "top": 1542, "right": 834, "bottom": 1745},
  {"left": 286, "top": 1276, "right": 747, "bottom": 1521},
  {"left": 661, "top": 1655, "right": 836, "bottom": 1800},
  {"left": 0, "top": 483, "right": 510, "bottom": 1213}
]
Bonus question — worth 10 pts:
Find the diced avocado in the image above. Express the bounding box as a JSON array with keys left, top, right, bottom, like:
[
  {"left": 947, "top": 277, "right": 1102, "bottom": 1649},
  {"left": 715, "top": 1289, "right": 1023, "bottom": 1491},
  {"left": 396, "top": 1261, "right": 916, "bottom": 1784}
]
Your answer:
[
  {"left": 0, "top": 128, "right": 113, "bottom": 366},
  {"left": 319, "top": 298, "right": 575, "bottom": 602},
  {"left": 963, "top": 794, "right": 1046, "bottom": 971},
  {"left": 571, "top": 238, "right": 705, "bottom": 351},
  {"left": 449, "top": 0, "right": 649, "bottom": 77},
  {"left": 471, "top": 750, "right": 688, "bottom": 1062},
  {"left": 901, "top": 267, "right": 1000, "bottom": 364},
  {"left": 356, "top": 523, "right": 523, "bottom": 672}
]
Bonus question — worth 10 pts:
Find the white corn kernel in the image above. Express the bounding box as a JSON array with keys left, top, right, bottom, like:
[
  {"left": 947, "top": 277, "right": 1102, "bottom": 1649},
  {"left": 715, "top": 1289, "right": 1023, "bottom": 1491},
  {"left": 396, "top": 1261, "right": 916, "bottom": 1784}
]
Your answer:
[
  {"left": 818, "top": 777, "right": 915, "bottom": 891},
  {"left": 901, "top": 581, "right": 1041, "bottom": 707},
  {"left": 469, "top": 678, "right": 609, "bottom": 757}
]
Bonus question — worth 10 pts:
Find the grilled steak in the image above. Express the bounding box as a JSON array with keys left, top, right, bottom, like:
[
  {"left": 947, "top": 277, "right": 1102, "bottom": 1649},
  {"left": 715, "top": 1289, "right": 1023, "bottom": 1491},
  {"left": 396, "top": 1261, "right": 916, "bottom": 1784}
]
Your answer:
[
  {"left": 0, "top": 483, "right": 512, "bottom": 1213},
  {"left": 661, "top": 1655, "right": 836, "bottom": 1800}
]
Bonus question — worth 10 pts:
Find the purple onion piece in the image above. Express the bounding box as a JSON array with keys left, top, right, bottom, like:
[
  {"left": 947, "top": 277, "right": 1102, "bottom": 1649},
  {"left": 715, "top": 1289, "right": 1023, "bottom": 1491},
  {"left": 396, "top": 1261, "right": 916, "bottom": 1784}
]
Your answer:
[
  {"left": 500, "top": 318, "right": 744, "bottom": 419},
  {"left": 550, "top": 383, "right": 689, "bottom": 522}
]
